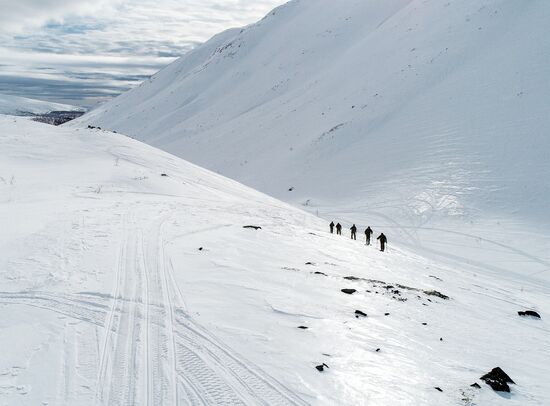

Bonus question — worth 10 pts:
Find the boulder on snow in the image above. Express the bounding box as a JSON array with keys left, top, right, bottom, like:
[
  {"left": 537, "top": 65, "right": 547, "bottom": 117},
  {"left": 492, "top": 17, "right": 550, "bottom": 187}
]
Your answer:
[
  {"left": 518, "top": 310, "right": 541, "bottom": 319},
  {"left": 341, "top": 288, "right": 356, "bottom": 295},
  {"left": 315, "top": 363, "right": 329, "bottom": 372},
  {"left": 354, "top": 310, "right": 367, "bottom": 318},
  {"left": 297, "top": 325, "right": 309, "bottom": 329},
  {"left": 470, "top": 383, "right": 481, "bottom": 389},
  {"left": 480, "top": 367, "right": 515, "bottom": 392},
  {"left": 243, "top": 225, "right": 262, "bottom": 230},
  {"left": 434, "top": 387, "right": 443, "bottom": 392},
  {"left": 423, "top": 290, "right": 449, "bottom": 300},
  {"left": 314, "top": 271, "right": 327, "bottom": 276},
  {"left": 305, "top": 261, "right": 315, "bottom": 265}
]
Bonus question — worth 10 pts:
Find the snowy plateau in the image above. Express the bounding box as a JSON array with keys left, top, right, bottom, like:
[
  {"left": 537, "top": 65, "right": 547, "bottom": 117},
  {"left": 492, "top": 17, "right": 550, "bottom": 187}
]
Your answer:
[
  {"left": 0, "top": 93, "right": 85, "bottom": 125},
  {"left": 0, "top": 93, "right": 83, "bottom": 117},
  {"left": 2, "top": 0, "right": 550, "bottom": 405}
]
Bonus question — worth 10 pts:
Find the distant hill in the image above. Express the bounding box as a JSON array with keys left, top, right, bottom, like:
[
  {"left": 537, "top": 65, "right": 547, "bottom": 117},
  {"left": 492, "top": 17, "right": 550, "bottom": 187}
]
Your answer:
[{"left": 0, "top": 93, "right": 84, "bottom": 116}]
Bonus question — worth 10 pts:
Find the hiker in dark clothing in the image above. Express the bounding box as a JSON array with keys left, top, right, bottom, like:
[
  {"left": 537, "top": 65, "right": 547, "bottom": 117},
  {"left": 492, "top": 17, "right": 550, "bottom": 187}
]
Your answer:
[
  {"left": 350, "top": 224, "right": 357, "bottom": 240},
  {"left": 365, "top": 226, "right": 373, "bottom": 245},
  {"left": 330, "top": 221, "right": 335, "bottom": 234},
  {"left": 377, "top": 233, "right": 387, "bottom": 252},
  {"left": 336, "top": 223, "right": 342, "bottom": 235}
]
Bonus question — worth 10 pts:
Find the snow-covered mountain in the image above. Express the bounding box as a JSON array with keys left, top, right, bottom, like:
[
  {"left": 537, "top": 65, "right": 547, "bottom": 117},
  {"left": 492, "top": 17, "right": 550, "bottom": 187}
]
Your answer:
[
  {"left": 2, "top": 116, "right": 549, "bottom": 405},
  {"left": 74, "top": 0, "right": 550, "bottom": 286},
  {"left": 5, "top": 0, "right": 547, "bottom": 403},
  {"left": 0, "top": 93, "right": 84, "bottom": 115}
]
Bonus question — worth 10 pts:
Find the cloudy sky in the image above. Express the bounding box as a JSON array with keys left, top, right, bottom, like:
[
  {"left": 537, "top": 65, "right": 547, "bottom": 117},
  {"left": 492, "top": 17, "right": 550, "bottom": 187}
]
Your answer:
[{"left": 0, "top": 0, "right": 286, "bottom": 108}]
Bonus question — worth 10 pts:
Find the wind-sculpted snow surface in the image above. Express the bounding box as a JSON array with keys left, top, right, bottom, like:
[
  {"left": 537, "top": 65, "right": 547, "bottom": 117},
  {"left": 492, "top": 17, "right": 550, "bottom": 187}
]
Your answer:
[
  {"left": 1, "top": 117, "right": 549, "bottom": 404},
  {"left": 75, "top": 0, "right": 550, "bottom": 285}
]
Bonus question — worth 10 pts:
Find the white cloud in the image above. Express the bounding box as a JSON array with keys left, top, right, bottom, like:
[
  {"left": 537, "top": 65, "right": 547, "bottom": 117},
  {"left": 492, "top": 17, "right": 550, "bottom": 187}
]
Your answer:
[
  {"left": 0, "top": 0, "right": 121, "bottom": 33},
  {"left": 0, "top": 0, "right": 287, "bottom": 106}
]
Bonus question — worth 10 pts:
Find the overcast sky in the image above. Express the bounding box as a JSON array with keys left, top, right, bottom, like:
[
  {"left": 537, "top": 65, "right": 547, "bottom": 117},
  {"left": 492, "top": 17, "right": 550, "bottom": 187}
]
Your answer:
[{"left": 0, "top": 0, "right": 286, "bottom": 108}]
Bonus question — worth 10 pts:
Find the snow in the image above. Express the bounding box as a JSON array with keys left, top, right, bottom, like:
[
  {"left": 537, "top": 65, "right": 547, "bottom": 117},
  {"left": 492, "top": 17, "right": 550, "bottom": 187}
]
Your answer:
[
  {"left": 0, "top": 93, "right": 84, "bottom": 116},
  {"left": 73, "top": 0, "right": 550, "bottom": 288},
  {"left": 3, "top": 0, "right": 550, "bottom": 404},
  {"left": 1, "top": 115, "right": 549, "bottom": 405}
]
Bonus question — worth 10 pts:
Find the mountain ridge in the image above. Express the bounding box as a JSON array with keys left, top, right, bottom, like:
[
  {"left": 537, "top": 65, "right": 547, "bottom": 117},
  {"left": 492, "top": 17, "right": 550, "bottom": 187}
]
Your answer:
[{"left": 73, "top": 0, "right": 550, "bottom": 281}]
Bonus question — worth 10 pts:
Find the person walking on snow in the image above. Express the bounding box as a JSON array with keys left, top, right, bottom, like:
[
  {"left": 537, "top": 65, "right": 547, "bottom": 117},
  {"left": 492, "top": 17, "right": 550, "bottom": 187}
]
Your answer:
[
  {"left": 365, "top": 226, "right": 373, "bottom": 245},
  {"left": 377, "top": 233, "right": 387, "bottom": 252},
  {"left": 336, "top": 223, "right": 342, "bottom": 235},
  {"left": 330, "top": 221, "right": 335, "bottom": 234},
  {"left": 350, "top": 224, "right": 357, "bottom": 240}
]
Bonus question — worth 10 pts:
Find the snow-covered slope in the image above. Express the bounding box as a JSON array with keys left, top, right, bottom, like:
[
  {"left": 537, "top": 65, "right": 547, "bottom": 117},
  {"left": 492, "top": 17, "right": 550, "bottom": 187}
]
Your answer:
[
  {"left": 2, "top": 116, "right": 549, "bottom": 405},
  {"left": 75, "top": 0, "right": 550, "bottom": 283},
  {"left": 0, "top": 93, "right": 84, "bottom": 115}
]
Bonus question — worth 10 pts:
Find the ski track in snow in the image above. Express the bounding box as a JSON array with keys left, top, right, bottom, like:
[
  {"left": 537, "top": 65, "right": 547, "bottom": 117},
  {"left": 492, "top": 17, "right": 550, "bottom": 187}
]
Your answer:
[{"left": 0, "top": 207, "right": 307, "bottom": 405}]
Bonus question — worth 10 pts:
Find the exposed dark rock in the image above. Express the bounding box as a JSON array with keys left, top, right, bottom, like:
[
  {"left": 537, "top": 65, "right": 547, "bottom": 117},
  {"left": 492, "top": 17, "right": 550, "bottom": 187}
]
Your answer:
[
  {"left": 305, "top": 261, "right": 315, "bottom": 265},
  {"left": 314, "top": 271, "right": 327, "bottom": 276},
  {"left": 198, "top": 247, "right": 203, "bottom": 251},
  {"left": 341, "top": 288, "right": 356, "bottom": 295},
  {"left": 243, "top": 225, "right": 262, "bottom": 230},
  {"left": 344, "top": 276, "right": 360, "bottom": 281},
  {"left": 288, "top": 187, "right": 294, "bottom": 191},
  {"left": 384, "top": 313, "right": 390, "bottom": 316},
  {"left": 423, "top": 290, "right": 449, "bottom": 300},
  {"left": 31, "top": 110, "right": 85, "bottom": 125},
  {"left": 315, "top": 363, "right": 329, "bottom": 372},
  {"left": 434, "top": 387, "right": 443, "bottom": 392},
  {"left": 354, "top": 310, "right": 367, "bottom": 318},
  {"left": 396, "top": 283, "right": 420, "bottom": 292},
  {"left": 518, "top": 310, "right": 541, "bottom": 319},
  {"left": 470, "top": 383, "right": 481, "bottom": 389},
  {"left": 440, "top": 338, "right": 443, "bottom": 341},
  {"left": 297, "top": 326, "right": 309, "bottom": 330},
  {"left": 161, "top": 173, "right": 168, "bottom": 177},
  {"left": 480, "top": 367, "right": 515, "bottom": 392},
  {"left": 422, "top": 322, "right": 427, "bottom": 325},
  {"left": 375, "top": 348, "right": 380, "bottom": 352}
]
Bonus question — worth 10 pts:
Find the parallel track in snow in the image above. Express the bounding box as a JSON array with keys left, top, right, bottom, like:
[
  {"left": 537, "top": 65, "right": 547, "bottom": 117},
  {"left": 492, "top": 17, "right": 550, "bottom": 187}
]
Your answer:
[{"left": 0, "top": 208, "right": 308, "bottom": 405}]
